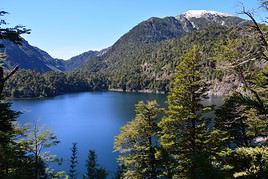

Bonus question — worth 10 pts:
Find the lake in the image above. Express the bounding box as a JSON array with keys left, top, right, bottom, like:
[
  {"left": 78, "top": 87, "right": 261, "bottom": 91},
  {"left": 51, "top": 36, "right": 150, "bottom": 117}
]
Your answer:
[
  {"left": 11, "top": 92, "right": 224, "bottom": 178},
  {"left": 11, "top": 92, "right": 167, "bottom": 178}
]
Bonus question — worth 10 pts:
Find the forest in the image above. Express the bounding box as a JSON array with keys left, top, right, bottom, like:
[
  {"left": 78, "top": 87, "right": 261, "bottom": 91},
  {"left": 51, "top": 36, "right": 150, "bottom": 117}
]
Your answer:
[{"left": 1, "top": 1, "right": 268, "bottom": 179}]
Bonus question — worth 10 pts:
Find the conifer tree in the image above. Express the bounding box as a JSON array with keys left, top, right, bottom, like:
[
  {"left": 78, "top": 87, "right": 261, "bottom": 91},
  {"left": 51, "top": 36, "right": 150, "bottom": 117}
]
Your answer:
[
  {"left": 159, "top": 45, "right": 224, "bottom": 178},
  {"left": 114, "top": 100, "right": 161, "bottom": 178},
  {"left": 85, "top": 150, "right": 97, "bottom": 179},
  {"left": 84, "top": 150, "right": 107, "bottom": 179},
  {"left": 69, "top": 143, "right": 78, "bottom": 179}
]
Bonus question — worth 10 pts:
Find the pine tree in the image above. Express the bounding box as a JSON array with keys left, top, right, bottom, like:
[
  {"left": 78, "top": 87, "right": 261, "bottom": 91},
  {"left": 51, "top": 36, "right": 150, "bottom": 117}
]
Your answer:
[
  {"left": 114, "top": 100, "right": 161, "bottom": 178},
  {"left": 85, "top": 150, "right": 97, "bottom": 179},
  {"left": 84, "top": 150, "right": 107, "bottom": 179},
  {"left": 159, "top": 45, "right": 224, "bottom": 178},
  {"left": 69, "top": 143, "right": 78, "bottom": 179}
]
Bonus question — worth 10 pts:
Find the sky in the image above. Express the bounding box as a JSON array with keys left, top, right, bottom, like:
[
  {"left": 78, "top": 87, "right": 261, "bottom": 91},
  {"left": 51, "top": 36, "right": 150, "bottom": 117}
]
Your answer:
[{"left": 1, "top": 0, "right": 264, "bottom": 60}]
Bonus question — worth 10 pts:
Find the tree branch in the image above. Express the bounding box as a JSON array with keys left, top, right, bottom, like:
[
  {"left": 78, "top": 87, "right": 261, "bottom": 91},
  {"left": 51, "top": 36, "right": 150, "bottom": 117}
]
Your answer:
[
  {"left": 236, "top": 67, "right": 265, "bottom": 111},
  {"left": 3, "top": 65, "right": 19, "bottom": 82},
  {"left": 241, "top": 8, "right": 268, "bottom": 48}
]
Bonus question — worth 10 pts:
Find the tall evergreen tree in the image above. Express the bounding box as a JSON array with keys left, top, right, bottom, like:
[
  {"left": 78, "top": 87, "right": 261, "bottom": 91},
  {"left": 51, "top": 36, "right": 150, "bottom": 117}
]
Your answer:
[
  {"left": 84, "top": 150, "right": 107, "bottom": 179},
  {"left": 159, "top": 45, "right": 224, "bottom": 178},
  {"left": 69, "top": 143, "right": 78, "bottom": 179},
  {"left": 114, "top": 100, "right": 161, "bottom": 178},
  {"left": 85, "top": 150, "right": 97, "bottom": 179}
]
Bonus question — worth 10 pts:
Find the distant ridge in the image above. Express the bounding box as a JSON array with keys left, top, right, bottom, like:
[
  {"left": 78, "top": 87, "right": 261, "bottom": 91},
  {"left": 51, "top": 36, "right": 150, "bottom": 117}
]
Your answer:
[{"left": 0, "top": 10, "right": 246, "bottom": 73}]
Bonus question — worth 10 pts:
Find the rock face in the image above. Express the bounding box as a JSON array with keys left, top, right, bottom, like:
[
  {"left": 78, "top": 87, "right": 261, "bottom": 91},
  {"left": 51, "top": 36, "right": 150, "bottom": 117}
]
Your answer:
[{"left": 209, "top": 74, "right": 244, "bottom": 96}]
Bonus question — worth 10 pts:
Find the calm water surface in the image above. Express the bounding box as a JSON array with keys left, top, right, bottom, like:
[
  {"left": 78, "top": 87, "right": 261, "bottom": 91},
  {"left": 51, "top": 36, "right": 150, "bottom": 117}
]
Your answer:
[
  {"left": 11, "top": 92, "right": 223, "bottom": 178},
  {"left": 11, "top": 92, "right": 167, "bottom": 178}
]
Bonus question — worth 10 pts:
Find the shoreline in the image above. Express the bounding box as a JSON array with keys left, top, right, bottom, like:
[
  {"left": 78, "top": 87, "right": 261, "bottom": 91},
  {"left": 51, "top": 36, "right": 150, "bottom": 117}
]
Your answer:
[
  {"left": 108, "top": 88, "right": 167, "bottom": 94},
  {"left": 6, "top": 88, "right": 227, "bottom": 100}
]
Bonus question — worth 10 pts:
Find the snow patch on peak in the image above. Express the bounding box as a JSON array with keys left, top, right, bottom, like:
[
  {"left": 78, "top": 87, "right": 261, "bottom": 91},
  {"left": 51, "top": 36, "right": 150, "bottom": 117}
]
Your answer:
[{"left": 183, "top": 10, "right": 230, "bottom": 19}]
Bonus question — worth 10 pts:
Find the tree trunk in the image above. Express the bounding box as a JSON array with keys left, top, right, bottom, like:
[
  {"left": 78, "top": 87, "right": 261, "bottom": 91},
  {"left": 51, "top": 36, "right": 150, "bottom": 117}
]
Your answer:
[
  {"left": 148, "top": 136, "right": 156, "bottom": 179},
  {"left": 0, "top": 66, "right": 4, "bottom": 95}
]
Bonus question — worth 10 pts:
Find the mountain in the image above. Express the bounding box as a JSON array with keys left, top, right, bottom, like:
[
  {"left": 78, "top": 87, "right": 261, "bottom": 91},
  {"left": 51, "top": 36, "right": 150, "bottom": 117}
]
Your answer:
[
  {"left": 4, "top": 10, "right": 256, "bottom": 97},
  {"left": 64, "top": 48, "right": 109, "bottom": 71},
  {"left": 77, "top": 10, "right": 248, "bottom": 94},
  {"left": 0, "top": 38, "right": 108, "bottom": 72},
  {"left": 177, "top": 10, "right": 246, "bottom": 29},
  {"left": 0, "top": 10, "right": 246, "bottom": 74},
  {"left": 0, "top": 39, "right": 65, "bottom": 72}
]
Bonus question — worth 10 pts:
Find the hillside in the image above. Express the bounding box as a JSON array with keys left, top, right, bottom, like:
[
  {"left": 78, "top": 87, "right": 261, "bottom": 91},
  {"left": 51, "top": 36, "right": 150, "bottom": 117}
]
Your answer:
[
  {"left": 4, "top": 10, "right": 259, "bottom": 97},
  {"left": 64, "top": 48, "right": 109, "bottom": 71},
  {"left": 0, "top": 39, "right": 105, "bottom": 72},
  {"left": 77, "top": 11, "right": 249, "bottom": 94},
  {"left": 0, "top": 39, "right": 65, "bottom": 72}
]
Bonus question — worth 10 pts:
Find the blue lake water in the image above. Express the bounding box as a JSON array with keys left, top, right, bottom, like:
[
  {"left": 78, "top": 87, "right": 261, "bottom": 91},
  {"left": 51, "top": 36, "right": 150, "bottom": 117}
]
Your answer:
[
  {"left": 11, "top": 92, "right": 224, "bottom": 178},
  {"left": 11, "top": 92, "right": 167, "bottom": 178}
]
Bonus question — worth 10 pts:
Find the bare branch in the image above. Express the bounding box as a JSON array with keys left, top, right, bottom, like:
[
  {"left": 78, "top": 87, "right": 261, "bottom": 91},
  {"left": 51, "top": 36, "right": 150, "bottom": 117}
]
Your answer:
[
  {"left": 3, "top": 65, "right": 19, "bottom": 82},
  {"left": 240, "top": 8, "right": 268, "bottom": 50}
]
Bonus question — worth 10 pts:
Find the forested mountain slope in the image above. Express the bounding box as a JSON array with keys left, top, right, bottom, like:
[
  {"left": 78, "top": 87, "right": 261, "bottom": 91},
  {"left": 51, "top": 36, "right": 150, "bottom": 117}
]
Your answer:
[
  {"left": 77, "top": 11, "right": 249, "bottom": 94},
  {"left": 4, "top": 11, "right": 259, "bottom": 97}
]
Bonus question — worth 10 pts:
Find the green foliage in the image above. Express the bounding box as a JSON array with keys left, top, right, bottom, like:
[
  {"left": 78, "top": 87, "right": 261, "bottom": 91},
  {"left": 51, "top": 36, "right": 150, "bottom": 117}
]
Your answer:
[
  {"left": 3, "top": 70, "right": 108, "bottom": 98},
  {"left": 114, "top": 101, "right": 161, "bottom": 178},
  {"left": 212, "top": 6, "right": 268, "bottom": 177},
  {"left": 84, "top": 150, "right": 108, "bottom": 179},
  {"left": 69, "top": 143, "right": 78, "bottom": 179},
  {"left": 0, "top": 96, "right": 30, "bottom": 178},
  {"left": 3, "top": 26, "right": 257, "bottom": 98},
  {"left": 220, "top": 147, "right": 268, "bottom": 178},
  {"left": 18, "top": 122, "right": 63, "bottom": 179},
  {"left": 0, "top": 11, "right": 30, "bottom": 47},
  {"left": 159, "top": 45, "right": 225, "bottom": 178}
]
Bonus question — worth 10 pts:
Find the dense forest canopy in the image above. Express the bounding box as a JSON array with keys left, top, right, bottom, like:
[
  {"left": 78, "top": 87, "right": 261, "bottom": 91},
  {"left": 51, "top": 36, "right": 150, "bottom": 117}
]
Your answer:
[{"left": 3, "top": 25, "right": 261, "bottom": 98}]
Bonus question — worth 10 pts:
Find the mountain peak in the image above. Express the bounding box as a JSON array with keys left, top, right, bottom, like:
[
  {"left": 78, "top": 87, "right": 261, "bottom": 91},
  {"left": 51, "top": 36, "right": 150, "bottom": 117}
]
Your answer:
[{"left": 182, "top": 10, "right": 230, "bottom": 19}]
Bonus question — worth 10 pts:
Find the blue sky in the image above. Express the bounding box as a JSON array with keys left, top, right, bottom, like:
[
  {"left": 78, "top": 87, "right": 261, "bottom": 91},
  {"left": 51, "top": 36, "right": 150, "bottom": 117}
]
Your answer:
[{"left": 1, "top": 0, "right": 263, "bottom": 59}]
